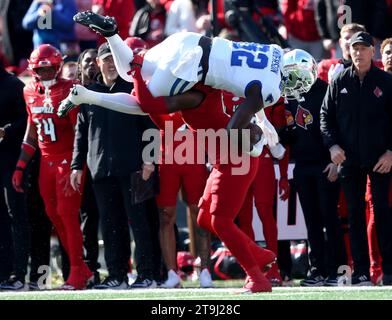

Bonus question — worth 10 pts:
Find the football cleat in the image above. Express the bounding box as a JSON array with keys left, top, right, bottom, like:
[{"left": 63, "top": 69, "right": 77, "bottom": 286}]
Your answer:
[
  {"left": 73, "top": 11, "right": 118, "bottom": 37},
  {"left": 235, "top": 275, "right": 272, "bottom": 294},
  {"left": 265, "top": 264, "right": 282, "bottom": 287}
]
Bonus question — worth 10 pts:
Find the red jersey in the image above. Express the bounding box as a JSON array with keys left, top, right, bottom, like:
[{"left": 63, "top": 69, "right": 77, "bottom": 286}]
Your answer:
[
  {"left": 180, "top": 84, "right": 230, "bottom": 131},
  {"left": 222, "top": 92, "right": 286, "bottom": 157},
  {"left": 24, "top": 78, "right": 79, "bottom": 159}
]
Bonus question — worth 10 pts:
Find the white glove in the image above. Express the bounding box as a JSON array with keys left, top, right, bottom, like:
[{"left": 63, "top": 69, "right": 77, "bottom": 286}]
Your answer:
[
  {"left": 327, "top": 63, "right": 344, "bottom": 83},
  {"left": 67, "top": 84, "right": 93, "bottom": 105},
  {"left": 255, "top": 109, "right": 279, "bottom": 147},
  {"left": 249, "top": 136, "right": 266, "bottom": 157}
]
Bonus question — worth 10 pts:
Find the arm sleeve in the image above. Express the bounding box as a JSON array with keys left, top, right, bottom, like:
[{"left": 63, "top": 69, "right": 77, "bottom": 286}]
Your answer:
[
  {"left": 278, "top": 145, "right": 290, "bottom": 178},
  {"left": 71, "top": 106, "right": 88, "bottom": 171},
  {"left": 320, "top": 80, "right": 339, "bottom": 149}
]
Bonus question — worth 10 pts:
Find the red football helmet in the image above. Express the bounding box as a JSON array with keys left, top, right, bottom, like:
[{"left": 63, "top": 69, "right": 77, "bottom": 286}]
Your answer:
[
  {"left": 125, "top": 37, "right": 149, "bottom": 54},
  {"left": 28, "top": 44, "right": 63, "bottom": 81}
]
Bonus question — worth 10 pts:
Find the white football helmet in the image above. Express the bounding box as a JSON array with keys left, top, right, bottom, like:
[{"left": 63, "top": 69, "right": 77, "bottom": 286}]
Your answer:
[{"left": 281, "top": 49, "right": 317, "bottom": 100}]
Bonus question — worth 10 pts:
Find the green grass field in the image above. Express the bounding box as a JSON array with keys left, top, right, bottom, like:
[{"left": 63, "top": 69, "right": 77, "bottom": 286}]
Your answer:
[{"left": 1, "top": 280, "right": 392, "bottom": 300}]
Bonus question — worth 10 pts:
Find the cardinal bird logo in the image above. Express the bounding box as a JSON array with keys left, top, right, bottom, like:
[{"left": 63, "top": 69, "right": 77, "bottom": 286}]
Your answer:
[
  {"left": 295, "top": 105, "right": 313, "bottom": 129},
  {"left": 374, "top": 86, "right": 383, "bottom": 98}
]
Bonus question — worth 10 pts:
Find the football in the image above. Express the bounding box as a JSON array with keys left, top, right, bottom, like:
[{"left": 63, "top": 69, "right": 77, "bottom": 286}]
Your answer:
[{"left": 247, "top": 123, "right": 263, "bottom": 147}]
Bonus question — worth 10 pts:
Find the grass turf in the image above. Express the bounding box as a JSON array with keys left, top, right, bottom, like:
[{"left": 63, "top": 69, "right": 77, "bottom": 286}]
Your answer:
[{"left": 1, "top": 280, "right": 392, "bottom": 300}]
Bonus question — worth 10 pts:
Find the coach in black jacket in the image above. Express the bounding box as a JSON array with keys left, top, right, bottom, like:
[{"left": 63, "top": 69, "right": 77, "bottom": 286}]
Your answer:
[
  {"left": 71, "top": 43, "right": 159, "bottom": 289},
  {"left": 320, "top": 32, "right": 392, "bottom": 285}
]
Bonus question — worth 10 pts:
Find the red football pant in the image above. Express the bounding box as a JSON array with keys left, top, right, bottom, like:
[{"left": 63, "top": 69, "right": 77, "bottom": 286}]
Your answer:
[
  {"left": 237, "top": 155, "right": 278, "bottom": 255},
  {"left": 366, "top": 178, "right": 382, "bottom": 272},
  {"left": 39, "top": 156, "right": 85, "bottom": 270},
  {"left": 156, "top": 162, "right": 208, "bottom": 207},
  {"left": 197, "top": 157, "right": 268, "bottom": 271}
]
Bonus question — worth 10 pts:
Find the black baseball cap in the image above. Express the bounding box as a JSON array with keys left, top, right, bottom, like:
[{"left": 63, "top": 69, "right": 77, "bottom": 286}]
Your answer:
[
  {"left": 350, "top": 32, "right": 374, "bottom": 47},
  {"left": 97, "top": 42, "right": 112, "bottom": 59}
]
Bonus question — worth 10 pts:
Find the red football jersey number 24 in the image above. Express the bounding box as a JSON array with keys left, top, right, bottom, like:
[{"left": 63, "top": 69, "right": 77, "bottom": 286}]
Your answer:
[{"left": 33, "top": 118, "right": 57, "bottom": 142}]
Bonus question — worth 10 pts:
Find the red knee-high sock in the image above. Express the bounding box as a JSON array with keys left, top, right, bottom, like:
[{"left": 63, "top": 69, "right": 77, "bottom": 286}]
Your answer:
[
  {"left": 133, "top": 67, "right": 169, "bottom": 114},
  {"left": 237, "top": 190, "right": 255, "bottom": 240},
  {"left": 211, "top": 215, "right": 258, "bottom": 271},
  {"left": 255, "top": 203, "right": 278, "bottom": 254},
  {"left": 61, "top": 214, "right": 84, "bottom": 267},
  {"left": 46, "top": 212, "right": 69, "bottom": 254}
]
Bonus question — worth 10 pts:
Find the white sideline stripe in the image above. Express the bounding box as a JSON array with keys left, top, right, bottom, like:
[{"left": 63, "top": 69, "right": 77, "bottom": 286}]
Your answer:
[{"left": 1, "top": 286, "right": 392, "bottom": 297}]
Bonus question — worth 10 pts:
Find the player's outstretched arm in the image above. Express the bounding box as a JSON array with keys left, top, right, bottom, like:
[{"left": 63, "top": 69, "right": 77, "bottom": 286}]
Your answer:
[
  {"left": 58, "top": 85, "right": 146, "bottom": 117},
  {"left": 12, "top": 124, "right": 38, "bottom": 193}
]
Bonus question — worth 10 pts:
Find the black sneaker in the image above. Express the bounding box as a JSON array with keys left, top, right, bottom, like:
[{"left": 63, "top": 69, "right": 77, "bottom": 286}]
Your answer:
[
  {"left": 28, "top": 281, "right": 46, "bottom": 291},
  {"left": 73, "top": 11, "right": 118, "bottom": 37},
  {"left": 382, "top": 274, "right": 392, "bottom": 286},
  {"left": 129, "top": 276, "right": 157, "bottom": 289},
  {"left": 324, "top": 276, "right": 339, "bottom": 287},
  {"left": 94, "top": 277, "right": 128, "bottom": 290},
  {"left": 86, "top": 271, "right": 101, "bottom": 289},
  {"left": 0, "top": 277, "right": 27, "bottom": 291},
  {"left": 300, "top": 270, "right": 325, "bottom": 287},
  {"left": 352, "top": 274, "right": 372, "bottom": 286}
]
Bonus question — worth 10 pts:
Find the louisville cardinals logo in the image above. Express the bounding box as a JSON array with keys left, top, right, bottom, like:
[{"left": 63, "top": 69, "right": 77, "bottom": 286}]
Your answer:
[{"left": 295, "top": 105, "right": 313, "bottom": 129}]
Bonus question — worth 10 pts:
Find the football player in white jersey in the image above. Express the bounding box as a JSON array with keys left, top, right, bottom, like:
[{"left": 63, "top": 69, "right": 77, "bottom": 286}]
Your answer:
[{"left": 61, "top": 11, "right": 316, "bottom": 147}]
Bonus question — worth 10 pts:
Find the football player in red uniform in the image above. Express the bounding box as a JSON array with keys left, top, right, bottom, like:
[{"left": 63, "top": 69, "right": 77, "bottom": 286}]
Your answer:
[
  {"left": 12, "top": 44, "right": 92, "bottom": 290},
  {"left": 59, "top": 65, "right": 277, "bottom": 293},
  {"left": 223, "top": 94, "right": 290, "bottom": 286}
]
